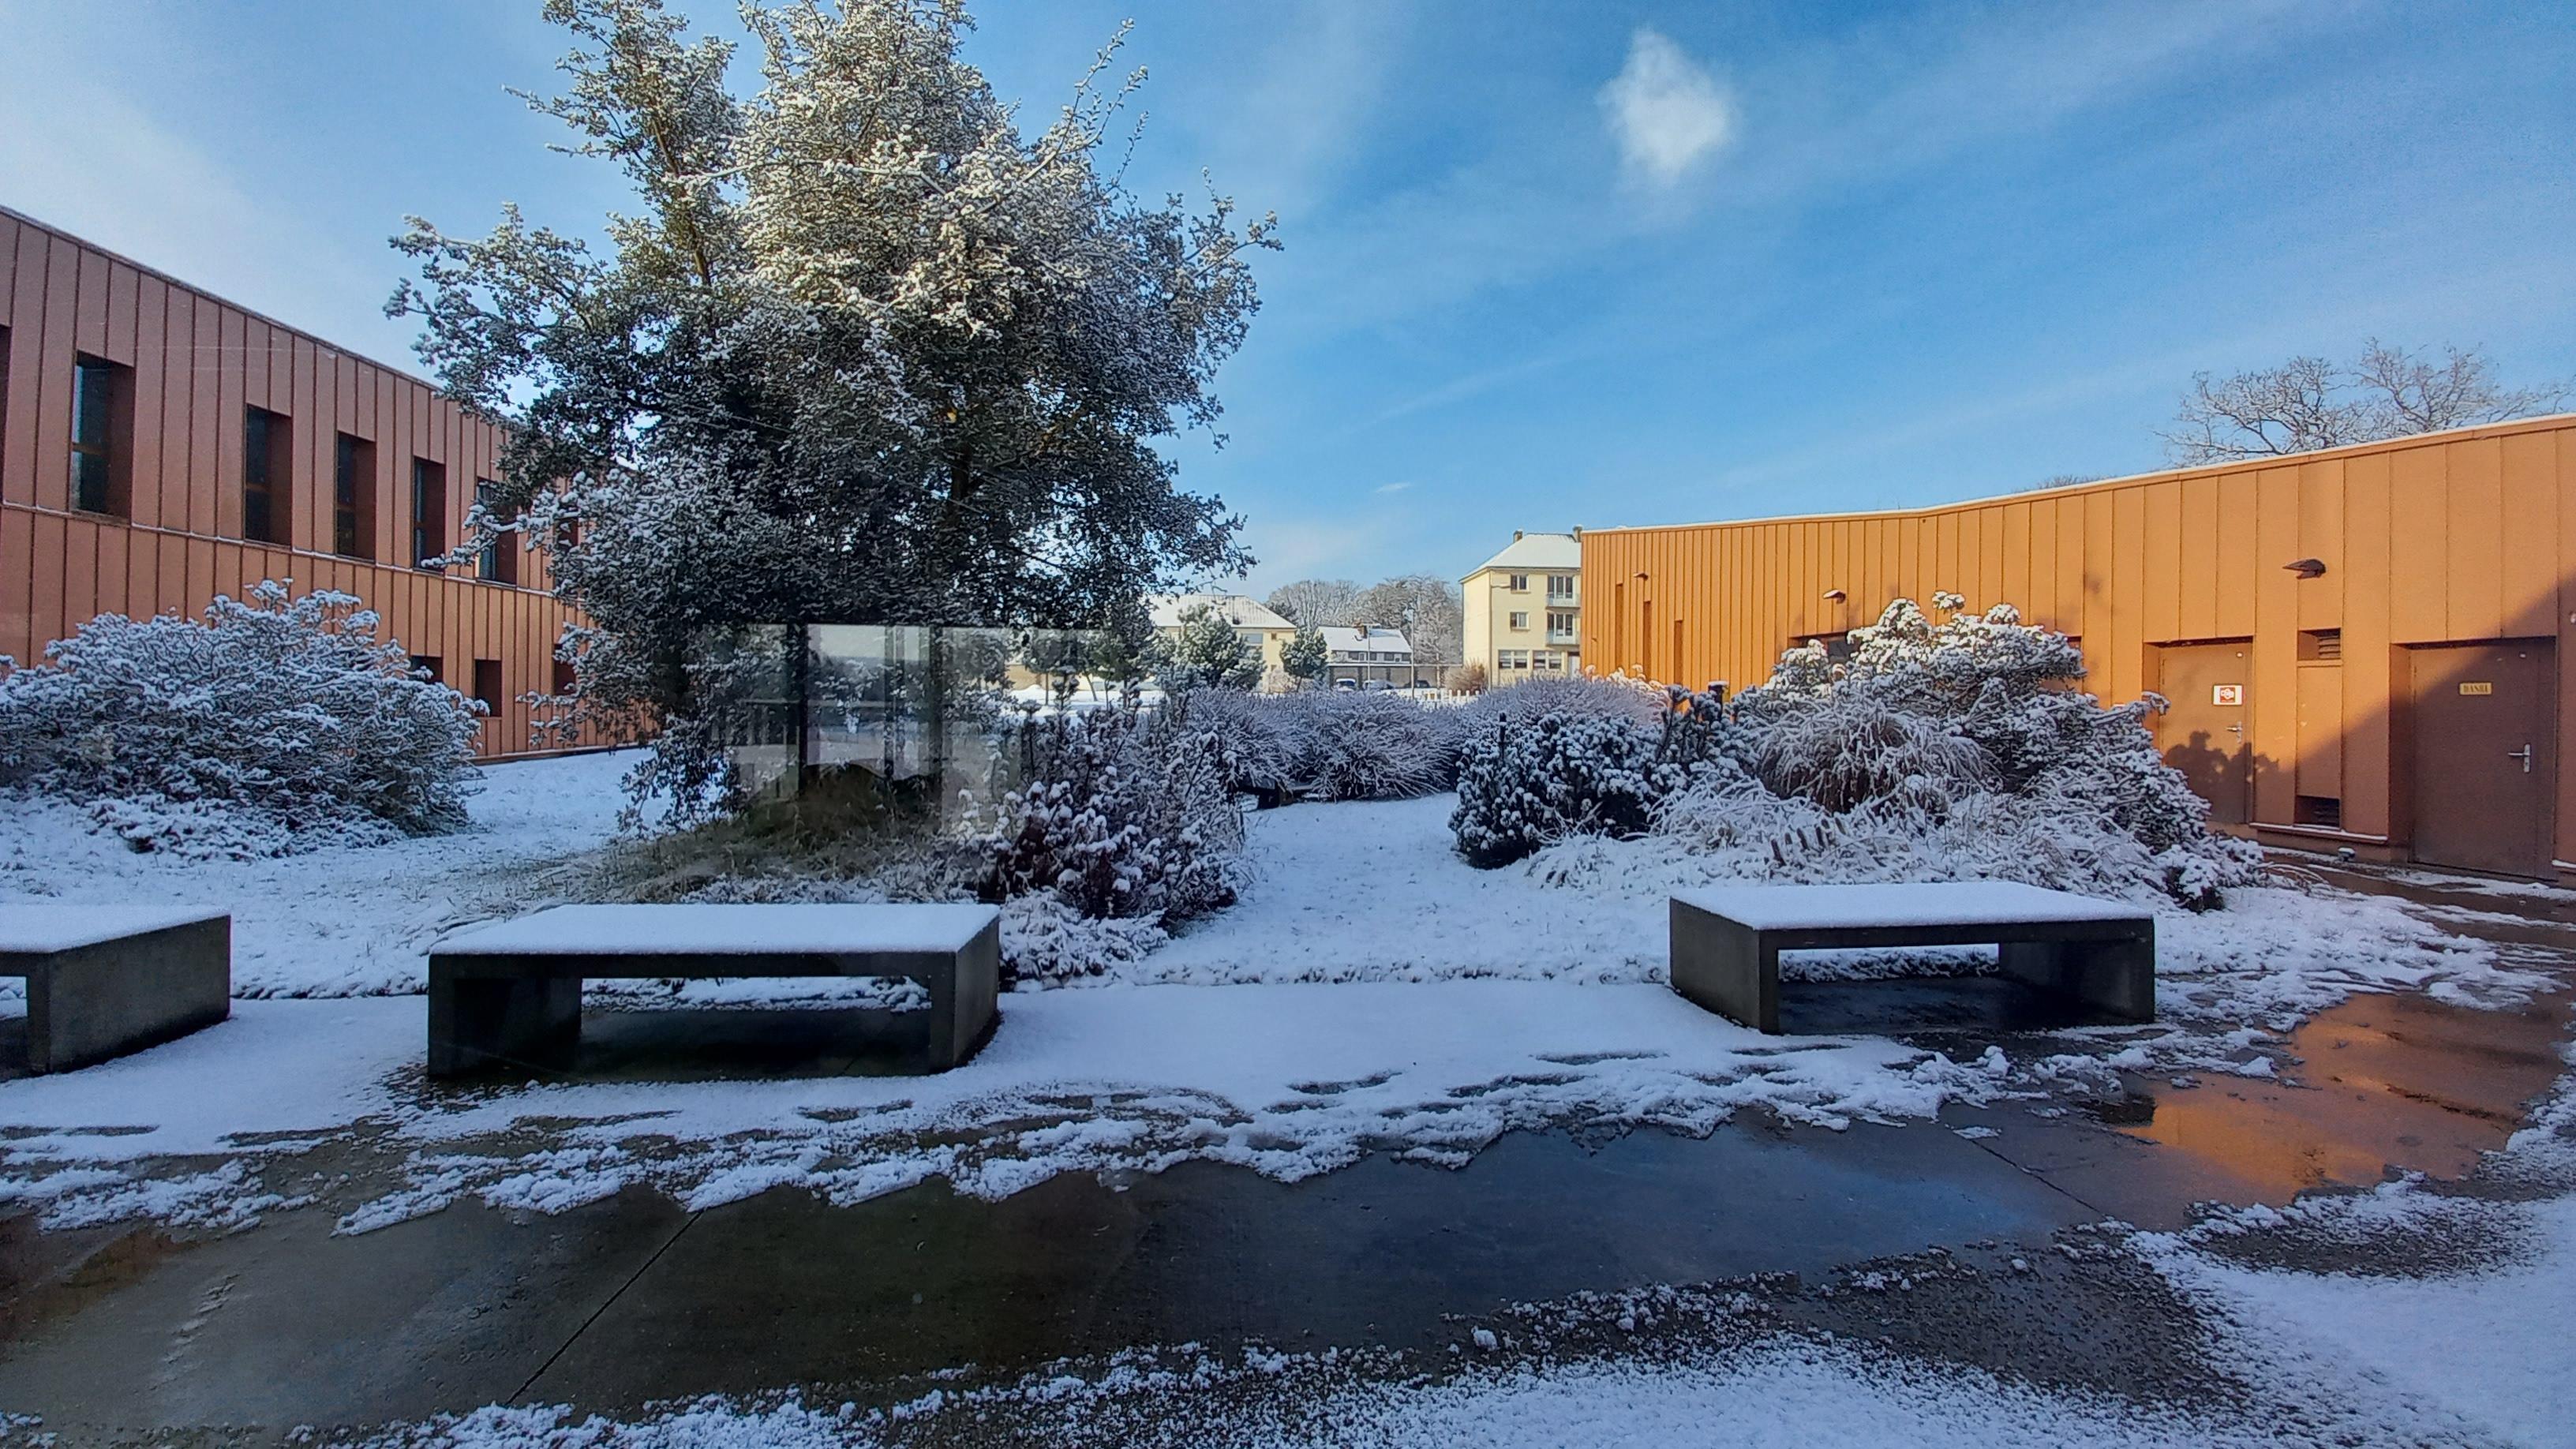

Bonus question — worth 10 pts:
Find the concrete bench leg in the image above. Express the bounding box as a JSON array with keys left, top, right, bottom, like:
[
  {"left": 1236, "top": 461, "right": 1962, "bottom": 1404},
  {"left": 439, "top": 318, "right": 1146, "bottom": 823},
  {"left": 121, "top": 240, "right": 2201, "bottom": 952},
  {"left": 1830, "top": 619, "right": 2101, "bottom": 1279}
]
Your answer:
[
  {"left": 24, "top": 917, "right": 231, "bottom": 1073},
  {"left": 1669, "top": 902, "right": 1780, "bottom": 1033},
  {"left": 428, "top": 973, "right": 582, "bottom": 1076},
  {"left": 1998, "top": 931, "right": 2155, "bottom": 1024},
  {"left": 917, "top": 919, "right": 1002, "bottom": 1069}
]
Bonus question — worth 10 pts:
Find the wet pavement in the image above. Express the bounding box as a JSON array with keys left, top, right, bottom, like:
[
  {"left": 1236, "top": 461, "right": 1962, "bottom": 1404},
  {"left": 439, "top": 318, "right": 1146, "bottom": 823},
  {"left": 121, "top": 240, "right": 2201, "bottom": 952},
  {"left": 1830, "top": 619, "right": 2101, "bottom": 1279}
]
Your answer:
[{"left": 1, "top": 867, "right": 2570, "bottom": 1440}]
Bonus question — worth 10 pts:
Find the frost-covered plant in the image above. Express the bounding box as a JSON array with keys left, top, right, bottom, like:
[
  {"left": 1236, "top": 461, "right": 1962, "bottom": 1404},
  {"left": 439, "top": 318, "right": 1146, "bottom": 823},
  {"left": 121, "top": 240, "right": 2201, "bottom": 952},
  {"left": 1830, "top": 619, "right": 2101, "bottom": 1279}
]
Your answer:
[
  {"left": 1458, "top": 673, "right": 1665, "bottom": 732},
  {"left": 1174, "top": 687, "right": 1301, "bottom": 799},
  {"left": 1286, "top": 690, "right": 1461, "bottom": 801},
  {"left": 1153, "top": 605, "right": 1267, "bottom": 693},
  {"left": 0, "top": 582, "right": 482, "bottom": 855},
  {"left": 1451, "top": 713, "right": 1680, "bottom": 867},
  {"left": 1747, "top": 693, "right": 1991, "bottom": 815},
  {"left": 1458, "top": 593, "right": 2258, "bottom": 907},
  {"left": 982, "top": 691, "right": 1244, "bottom": 979}
]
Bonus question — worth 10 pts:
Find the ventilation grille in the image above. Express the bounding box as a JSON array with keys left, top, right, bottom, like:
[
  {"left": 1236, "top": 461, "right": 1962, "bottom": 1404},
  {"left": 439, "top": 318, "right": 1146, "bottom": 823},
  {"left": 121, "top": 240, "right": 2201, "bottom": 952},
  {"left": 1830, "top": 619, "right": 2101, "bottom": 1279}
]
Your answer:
[{"left": 2300, "top": 628, "right": 2342, "bottom": 663}]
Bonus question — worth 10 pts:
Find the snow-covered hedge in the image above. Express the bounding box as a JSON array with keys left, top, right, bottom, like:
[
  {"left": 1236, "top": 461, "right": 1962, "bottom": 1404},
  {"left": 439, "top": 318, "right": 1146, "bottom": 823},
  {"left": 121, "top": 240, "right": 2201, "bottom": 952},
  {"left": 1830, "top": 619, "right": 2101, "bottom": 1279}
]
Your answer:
[
  {"left": 1281, "top": 689, "right": 1462, "bottom": 801},
  {"left": 0, "top": 582, "right": 483, "bottom": 856},
  {"left": 982, "top": 691, "right": 1245, "bottom": 981},
  {"left": 1451, "top": 593, "right": 2262, "bottom": 908}
]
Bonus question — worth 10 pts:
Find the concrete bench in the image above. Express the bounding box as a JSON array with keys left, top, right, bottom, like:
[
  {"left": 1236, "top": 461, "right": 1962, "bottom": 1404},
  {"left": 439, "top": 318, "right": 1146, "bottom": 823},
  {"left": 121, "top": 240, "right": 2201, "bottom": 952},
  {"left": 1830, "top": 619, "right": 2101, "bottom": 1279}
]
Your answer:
[
  {"left": 426, "top": 903, "right": 1001, "bottom": 1077},
  {"left": 1668, "top": 882, "right": 2154, "bottom": 1034},
  {"left": 0, "top": 907, "right": 232, "bottom": 1073}
]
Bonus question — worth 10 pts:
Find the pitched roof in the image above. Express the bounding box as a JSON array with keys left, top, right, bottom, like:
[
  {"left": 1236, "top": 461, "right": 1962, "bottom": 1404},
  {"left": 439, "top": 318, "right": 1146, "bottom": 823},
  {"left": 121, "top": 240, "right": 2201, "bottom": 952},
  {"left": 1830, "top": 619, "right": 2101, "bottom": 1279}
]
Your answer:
[
  {"left": 1146, "top": 593, "right": 1294, "bottom": 631},
  {"left": 1321, "top": 626, "right": 1412, "bottom": 657},
  {"left": 1470, "top": 531, "right": 1582, "bottom": 575}
]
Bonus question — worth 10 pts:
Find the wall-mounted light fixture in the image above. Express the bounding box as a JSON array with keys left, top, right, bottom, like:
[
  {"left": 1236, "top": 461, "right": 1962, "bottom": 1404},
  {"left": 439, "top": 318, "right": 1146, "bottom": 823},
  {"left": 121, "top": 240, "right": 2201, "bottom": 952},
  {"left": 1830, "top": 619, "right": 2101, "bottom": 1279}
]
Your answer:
[
  {"left": 2283, "top": 557, "right": 2327, "bottom": 578},
  {"left": 1822, "top": 588, "right": 1848, "bottom": 602}
]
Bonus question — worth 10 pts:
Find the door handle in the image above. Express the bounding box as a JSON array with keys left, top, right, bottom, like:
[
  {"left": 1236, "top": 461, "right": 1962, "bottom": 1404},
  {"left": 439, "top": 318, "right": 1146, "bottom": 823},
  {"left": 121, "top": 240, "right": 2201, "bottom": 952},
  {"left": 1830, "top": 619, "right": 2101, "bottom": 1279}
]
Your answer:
[{"left": 2509, "top": 745, "right": 2533, "bottom": 773}]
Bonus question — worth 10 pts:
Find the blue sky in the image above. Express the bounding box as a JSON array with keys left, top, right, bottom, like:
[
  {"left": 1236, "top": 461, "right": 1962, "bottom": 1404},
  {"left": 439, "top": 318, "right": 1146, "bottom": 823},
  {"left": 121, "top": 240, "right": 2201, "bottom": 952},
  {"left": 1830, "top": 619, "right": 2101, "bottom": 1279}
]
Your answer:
[{"left": 4, "top": 1, "right": 2570, "bottom": 593}]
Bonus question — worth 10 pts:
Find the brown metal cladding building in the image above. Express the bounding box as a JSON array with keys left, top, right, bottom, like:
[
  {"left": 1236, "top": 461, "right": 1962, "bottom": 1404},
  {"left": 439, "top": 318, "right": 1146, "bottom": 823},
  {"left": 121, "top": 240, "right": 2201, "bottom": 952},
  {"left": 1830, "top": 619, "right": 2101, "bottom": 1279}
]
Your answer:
[
  {"left": 0, "top": 207, "right": 586, "bottom": 761},
  {"left": 1580, "top": 414, "right": 2576, "bottom": 880}
]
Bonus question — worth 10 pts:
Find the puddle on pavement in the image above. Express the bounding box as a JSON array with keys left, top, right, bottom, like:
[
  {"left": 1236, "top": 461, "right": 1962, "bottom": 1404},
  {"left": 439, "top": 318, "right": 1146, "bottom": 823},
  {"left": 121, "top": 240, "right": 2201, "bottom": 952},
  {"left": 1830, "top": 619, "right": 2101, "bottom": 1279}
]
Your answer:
[{"left": 2109, "top": 988, "right": 2569, "bottom": 1199}]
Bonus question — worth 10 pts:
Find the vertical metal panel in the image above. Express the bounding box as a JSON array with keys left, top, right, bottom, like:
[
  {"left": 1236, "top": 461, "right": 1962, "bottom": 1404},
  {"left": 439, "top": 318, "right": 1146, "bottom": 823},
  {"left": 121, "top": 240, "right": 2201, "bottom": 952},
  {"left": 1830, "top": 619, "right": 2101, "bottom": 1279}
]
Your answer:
[
  {"left": 2294, "top": 459, "right": 2345, "bottom": 631},
  {"left": 2446, "top": 436, "right": 2504, "bottom": 641},
  {"left": 2250, "top": 466, "right": 2301, "bottom": 823},
  {"left": 2214, "top": 470, "right": 2258, "bottom": 637},
  {"left": 2177, "top": 474, "right": 2218, "bottom": 640},
  {"left": 2387, "top": 444, "right": 2447, "bottom": 643},
  {"left": 2342, "top": 451, "right": 2394, "bottom": 837},
  {"left": 2141, "top": 482, "right": 2181, "bottom": 643},
  {"left": 2500, "top": 430, "right": 2559, "bottom": 641}
]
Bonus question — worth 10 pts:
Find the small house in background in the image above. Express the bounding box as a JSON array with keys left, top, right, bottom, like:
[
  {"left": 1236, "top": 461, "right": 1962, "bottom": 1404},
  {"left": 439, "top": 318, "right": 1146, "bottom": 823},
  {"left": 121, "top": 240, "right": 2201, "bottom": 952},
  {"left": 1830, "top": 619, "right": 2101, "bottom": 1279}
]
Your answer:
[
  {"left": 1147, "top": 593, "right": 1297, "bottom": 686},
  {"left": 1321, "top": 626, "right": 1417, "bottom": 687},
  {"left": 1462, "top": 531, "right": 1583, "bottom": 684}
]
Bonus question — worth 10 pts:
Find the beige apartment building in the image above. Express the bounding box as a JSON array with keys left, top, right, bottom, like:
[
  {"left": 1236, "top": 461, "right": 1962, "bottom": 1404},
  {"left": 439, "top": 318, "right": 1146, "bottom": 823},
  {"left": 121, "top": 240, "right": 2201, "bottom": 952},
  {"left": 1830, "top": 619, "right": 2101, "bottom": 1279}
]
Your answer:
[{"left": 1462, "top": 531, "right": 1582, "bottom": 683}]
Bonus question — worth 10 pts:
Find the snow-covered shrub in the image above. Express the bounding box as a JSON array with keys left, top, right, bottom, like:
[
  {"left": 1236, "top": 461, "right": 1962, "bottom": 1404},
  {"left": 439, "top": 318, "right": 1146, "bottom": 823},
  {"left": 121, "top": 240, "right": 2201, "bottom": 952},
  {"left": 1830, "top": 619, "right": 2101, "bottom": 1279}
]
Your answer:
[
  {"left": 1456, "top": 593, "right": 2259, "bottom": 908},
  {"left": 1747, "top": 692, "right": 1990, "bottom": 815},
  {"left": 1451, "top": 712, "right": 1682, "bottom": 867},
  {"left": 998, "top": 893, "right": 1171, "bottom": 983},
  {"left": 1458, "top": 673, "right": 1665, "bottom": 732},
  {"left": 1285, "top": 689, "right": 1462, "bottom": 801},
  {"left": 1175, "top": 687, "right": 1303, "bottom": 800},
  {"left": 982, "top": 691, "right": 1245, "bottom": 980},
  {"left": 0, "top": 582, "right": 482, "bottom": 856}
]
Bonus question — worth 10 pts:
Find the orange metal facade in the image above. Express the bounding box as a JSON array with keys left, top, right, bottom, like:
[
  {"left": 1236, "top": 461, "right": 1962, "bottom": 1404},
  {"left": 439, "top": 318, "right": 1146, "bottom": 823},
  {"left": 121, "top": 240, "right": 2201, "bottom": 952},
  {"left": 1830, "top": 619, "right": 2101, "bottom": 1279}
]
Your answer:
[
  {"left": 0, "top": 207, "right": 586, "bottom": 760},
  {"left": 1580, "top": 414, "right": 2576, "bottom": 875}
]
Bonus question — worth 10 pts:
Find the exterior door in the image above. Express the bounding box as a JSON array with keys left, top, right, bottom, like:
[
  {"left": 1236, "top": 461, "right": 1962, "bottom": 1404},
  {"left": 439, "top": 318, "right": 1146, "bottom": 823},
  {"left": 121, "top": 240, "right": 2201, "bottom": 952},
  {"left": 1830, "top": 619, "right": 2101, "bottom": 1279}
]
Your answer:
[
  {"left": 2410, "top": 641, "right": 2555, "bottom": 876},
  {"left": 2155, "top": 642, "right": 2252, "bottom": 827}
]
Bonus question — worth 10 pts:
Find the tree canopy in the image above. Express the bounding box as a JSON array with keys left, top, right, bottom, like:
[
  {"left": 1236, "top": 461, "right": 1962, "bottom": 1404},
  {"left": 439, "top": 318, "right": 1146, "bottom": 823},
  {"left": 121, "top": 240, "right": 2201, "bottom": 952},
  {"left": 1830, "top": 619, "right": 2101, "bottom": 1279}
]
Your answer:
[{"left": 393, "top": 0, "right": 1275, "bottom": 737}]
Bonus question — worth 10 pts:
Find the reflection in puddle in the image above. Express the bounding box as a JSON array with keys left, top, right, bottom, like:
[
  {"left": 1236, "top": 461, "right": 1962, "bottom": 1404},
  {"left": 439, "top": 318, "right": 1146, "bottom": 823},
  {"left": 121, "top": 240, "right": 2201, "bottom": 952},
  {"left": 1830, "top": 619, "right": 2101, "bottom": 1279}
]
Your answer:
[{"left": 2113, "top": 989, "right": 2567, "bottom": 1200}]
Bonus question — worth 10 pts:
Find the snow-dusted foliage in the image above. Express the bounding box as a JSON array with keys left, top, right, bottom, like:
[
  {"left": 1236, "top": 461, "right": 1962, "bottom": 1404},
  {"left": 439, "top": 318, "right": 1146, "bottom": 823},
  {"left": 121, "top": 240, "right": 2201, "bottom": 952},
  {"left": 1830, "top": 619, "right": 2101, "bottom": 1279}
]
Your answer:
[
  {"left": 1451, "top": 712, "right": 1680, "bottom": 868},
  {"left": 981, "top": 691, "right": 1245, "bottom": 980},
  {"left": 1453, "top": 594, "right": 2260, "bottom": 908},
  {"left": 396, "top": 0, "right": 1275, "bottom": 816},
  {"left": 1175, "top": 687, "right": 1301, "bottom": 799},
  {"left": 1459, "top": 673, "right": 1666, "bottom": 732},
  {"left": 1284, "top": 689, "right": 1462, "bottom": 802},
  {"left": 0, "top": 582, "right": 481, "bottom": 856}
]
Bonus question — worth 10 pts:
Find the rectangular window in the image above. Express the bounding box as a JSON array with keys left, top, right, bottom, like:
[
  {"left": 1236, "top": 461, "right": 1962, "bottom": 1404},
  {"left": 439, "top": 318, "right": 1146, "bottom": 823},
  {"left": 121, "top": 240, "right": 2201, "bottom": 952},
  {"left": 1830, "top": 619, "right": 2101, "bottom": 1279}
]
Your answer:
[
  {"left": 242, "top": 406, "right": 291, "bottom": 545},
  {"left": 1548, "top": 610, "right": 1577, "bottom": 636},
  {"left": 410, "top": 654, "right": 444, "bottom": 685},
  {"left": 1507, "top": 611, "right": 1528, "bottom": 631},
  {"left": 550, "top": 659, "right": 581, "bottom": 743},
  {"left": 411, "top": 458, "right": 447, "bottom": 568},
  {"left": 472, "top": 658, "right": 504, "bottom": 716},
  {"left": 334, "top": 434, "right": 376, "bottom": 559},
  {"left": 2294, "top": 794, "right": 2342, "bottom": 829},
  {"left": 474, "top": 480, "right": 517, "bottom": 584},
  {"left": 1507, "top": 574, "right": 1528, "bottom": 592},
  {"left": 69, "top": 355, "right": 132, "bottom": 516},
  {"left": 1547, "top": 574, "right": 1575, "bottom": 600},
  {"left": 1498, "top": 650, "right": 1530, "bottom": 669}
]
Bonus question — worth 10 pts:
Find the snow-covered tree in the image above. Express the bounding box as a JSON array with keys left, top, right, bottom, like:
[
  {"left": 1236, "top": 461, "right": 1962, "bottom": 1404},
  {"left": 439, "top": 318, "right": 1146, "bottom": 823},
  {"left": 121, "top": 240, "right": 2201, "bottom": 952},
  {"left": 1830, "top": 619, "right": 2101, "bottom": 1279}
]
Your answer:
[
  {"left": 0, "top": 582, "right": 482, "bottom": 856},
  {"left": 1154, "top": 604, "right": 1264, "bottom": 692},
  {"left": 1281, "top": 623, "right": 1327, "bottom": 684},
  {"left": 391, "top": 0, "right": 1276, "bottom": 818}
]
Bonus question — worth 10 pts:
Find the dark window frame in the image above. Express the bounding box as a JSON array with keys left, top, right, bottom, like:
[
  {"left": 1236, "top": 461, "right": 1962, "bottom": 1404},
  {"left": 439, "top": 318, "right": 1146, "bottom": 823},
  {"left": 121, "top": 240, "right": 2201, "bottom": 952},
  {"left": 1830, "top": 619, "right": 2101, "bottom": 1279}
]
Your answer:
[
  {"left": 333, "top": 432, "right": 376, "bottom": 560},
  {"left": 69, "top": 354, "right": 133, "bottom": 517},
  {"left": 474, "top": 479, "right": 518, "bottom": 586},
  {"left": 471, "top": 658, "right": 505, "bottom": 717},
  {"left": 410, "top": 458, "right": 447, "bottom": 569},
  {"left": 242, "top": 405, "right": 292, "bottom": 545}
]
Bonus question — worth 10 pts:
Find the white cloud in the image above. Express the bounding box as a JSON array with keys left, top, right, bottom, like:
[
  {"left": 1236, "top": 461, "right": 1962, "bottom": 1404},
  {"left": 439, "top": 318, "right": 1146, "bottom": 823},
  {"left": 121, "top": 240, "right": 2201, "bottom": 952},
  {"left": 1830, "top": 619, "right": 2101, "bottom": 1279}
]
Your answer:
[
  {"left": 1373, "top": 481, "right": 1415, "bottom": 495},
  {"left": 1598, "top": 29, "right": 1736, "bottom": 185}
]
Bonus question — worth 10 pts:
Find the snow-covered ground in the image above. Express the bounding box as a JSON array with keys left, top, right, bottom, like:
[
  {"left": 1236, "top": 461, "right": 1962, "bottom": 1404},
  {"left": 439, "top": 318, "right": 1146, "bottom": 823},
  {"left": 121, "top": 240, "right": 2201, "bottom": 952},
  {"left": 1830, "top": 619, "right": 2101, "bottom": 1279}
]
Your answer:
[
  {"left": 0, "top": 750, "right": 637, "bottom": 998},
  {"left": 0, "top": 769, "right": 2556, "bottom": 1241}
]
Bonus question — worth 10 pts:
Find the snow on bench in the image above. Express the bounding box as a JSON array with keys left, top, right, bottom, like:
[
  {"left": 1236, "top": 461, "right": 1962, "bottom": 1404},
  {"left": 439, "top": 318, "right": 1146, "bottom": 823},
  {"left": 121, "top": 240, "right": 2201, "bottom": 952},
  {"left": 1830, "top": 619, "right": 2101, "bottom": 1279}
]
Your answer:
[
  {"left": 426, "top": 903, "right": 1001, "bottom": 1076},
  {"left": 1668, "top": 882, "right": 2154, "bottom": 1034},
  {"left": 0, "top": 905, "right": 231, "bottom": 1073}
]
